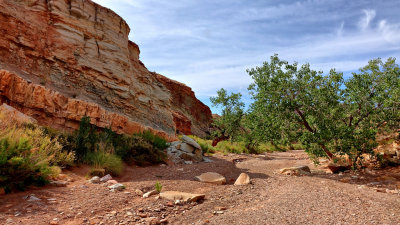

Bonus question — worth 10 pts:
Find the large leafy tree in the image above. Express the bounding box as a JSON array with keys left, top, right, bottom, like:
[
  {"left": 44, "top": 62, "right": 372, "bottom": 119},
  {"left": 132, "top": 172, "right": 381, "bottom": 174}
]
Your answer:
[{"left": 247, "top": 55, "right": 400, "bottom": 165}]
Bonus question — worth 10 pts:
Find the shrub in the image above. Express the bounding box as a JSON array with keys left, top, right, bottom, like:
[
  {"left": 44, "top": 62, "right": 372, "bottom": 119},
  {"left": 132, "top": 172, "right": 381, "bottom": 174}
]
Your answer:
[
  {"left": 215, "top": 140, "right": 247, "bottom": 154},
  {"left": 83, "top": 151, "right": 123, "bottom": 176},
  {"left": 0, "top": 116, "right": 72, "bottom": 192},
  {"left": 135, "top": 130, "right": 169, "bottom": 150}
]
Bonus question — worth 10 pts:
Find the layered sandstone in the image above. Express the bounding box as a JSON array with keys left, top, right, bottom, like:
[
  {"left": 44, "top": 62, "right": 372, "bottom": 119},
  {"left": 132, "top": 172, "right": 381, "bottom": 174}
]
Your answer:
[{"left": 0, "top": 0, "right": 212, "bottom": 137}]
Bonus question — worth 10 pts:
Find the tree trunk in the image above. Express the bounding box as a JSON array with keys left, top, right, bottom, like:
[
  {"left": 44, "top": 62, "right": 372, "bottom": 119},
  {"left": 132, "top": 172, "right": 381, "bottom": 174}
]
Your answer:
[{"left": 212, "top": 136, "right": 229, "bottom": 147}]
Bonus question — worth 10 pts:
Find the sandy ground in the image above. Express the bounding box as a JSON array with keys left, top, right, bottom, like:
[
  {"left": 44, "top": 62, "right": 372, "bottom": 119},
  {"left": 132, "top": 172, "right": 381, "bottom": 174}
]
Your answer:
[{"left": 1, "top": 150, "right": 400, "bottom": 225}]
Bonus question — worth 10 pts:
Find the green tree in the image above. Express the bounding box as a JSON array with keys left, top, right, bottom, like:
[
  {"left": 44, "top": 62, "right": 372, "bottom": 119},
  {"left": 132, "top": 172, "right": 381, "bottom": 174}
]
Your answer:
[
  {"left": 247, "top": 55, "right": 400, "bottom": 166},
  {"left": 210, "top": 88, "right": 245, "bottom": 144}
]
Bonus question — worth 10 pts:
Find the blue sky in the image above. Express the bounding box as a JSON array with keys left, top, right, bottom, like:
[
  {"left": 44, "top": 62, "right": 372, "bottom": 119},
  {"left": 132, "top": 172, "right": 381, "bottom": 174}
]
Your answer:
[{"left": 92, "top": 0, "right": 400, "bottom": 113}]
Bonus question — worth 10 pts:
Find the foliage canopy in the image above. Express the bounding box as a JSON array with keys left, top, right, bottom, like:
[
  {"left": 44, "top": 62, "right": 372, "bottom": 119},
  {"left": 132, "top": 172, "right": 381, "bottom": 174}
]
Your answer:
[{"left": 212, "top": 55, "right": 400, "bottom": 166}]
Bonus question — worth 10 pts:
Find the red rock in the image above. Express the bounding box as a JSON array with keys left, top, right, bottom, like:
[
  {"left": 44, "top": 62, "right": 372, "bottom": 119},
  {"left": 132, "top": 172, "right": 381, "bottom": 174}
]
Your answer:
[{"left": 0, "top": 0, "right": 211, "bottom": 138}]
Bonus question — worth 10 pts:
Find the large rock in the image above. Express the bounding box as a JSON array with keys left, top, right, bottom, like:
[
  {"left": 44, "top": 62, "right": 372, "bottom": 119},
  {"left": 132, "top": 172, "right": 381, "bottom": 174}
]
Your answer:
[
  {"left": 280, "top": 166, "right": 311, "bottom": 175},
  {"left": 0, "top": 0, "right": 212, "bottom": 138},
  {"left": 182, "top": 135, "right": 201, "bottom": 149},
  {"left": 179, "top": 143, "right": 196, "bottom": 153},
  {"left": 167, "top": 137, "right": 204, "bottom": 163},
  {"left": 160, "top": 191, "right": 205, "bottom": 202},
  {"left": 195, "top": 172, "right": 226, "bottom": 185},
  {"left": 234, "top": 173, "right": 251, "bottom": 186}
]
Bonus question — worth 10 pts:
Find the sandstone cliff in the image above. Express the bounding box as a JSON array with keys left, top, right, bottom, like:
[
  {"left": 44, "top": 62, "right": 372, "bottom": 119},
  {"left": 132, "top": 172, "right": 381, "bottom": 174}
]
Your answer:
[{"left": 0, "top": 0, "right": 212, "bottom": 138}]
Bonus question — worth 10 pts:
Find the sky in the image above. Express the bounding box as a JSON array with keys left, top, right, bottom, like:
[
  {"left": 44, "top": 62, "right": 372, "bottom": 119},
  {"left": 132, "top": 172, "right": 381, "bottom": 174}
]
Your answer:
[{"left": 92, "top": 0, "right": 400, "bottom": 113}]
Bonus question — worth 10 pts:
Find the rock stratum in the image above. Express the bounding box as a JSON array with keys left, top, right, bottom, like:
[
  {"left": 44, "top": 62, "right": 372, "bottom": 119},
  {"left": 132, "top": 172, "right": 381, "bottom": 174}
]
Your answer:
[{"left": 0, "top": 0, "right": 212, "bottom": 139}]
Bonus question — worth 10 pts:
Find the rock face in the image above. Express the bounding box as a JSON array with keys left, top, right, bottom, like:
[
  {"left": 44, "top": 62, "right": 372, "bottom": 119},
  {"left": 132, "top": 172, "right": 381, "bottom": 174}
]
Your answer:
[{"left": 0, "top": 0, "right": 212, "bottom": 138}]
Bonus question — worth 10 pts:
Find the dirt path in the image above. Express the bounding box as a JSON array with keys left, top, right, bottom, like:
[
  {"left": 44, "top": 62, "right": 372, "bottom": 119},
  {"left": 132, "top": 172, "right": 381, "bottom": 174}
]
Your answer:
[{"left": 1, "top": 151, "right": 400, "bottom": 225}]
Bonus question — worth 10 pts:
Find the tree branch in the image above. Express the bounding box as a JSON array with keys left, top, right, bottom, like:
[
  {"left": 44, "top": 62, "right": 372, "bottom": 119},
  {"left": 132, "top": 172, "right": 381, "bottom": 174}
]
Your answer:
[{"left": 295, "top": 108, "right": 314, "bottom": 133}]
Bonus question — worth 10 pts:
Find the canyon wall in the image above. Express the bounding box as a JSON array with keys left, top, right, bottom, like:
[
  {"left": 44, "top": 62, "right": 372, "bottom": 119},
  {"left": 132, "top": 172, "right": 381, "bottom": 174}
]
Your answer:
[{"left": 0, "top": 0, "right": 212, "bottom": 138}]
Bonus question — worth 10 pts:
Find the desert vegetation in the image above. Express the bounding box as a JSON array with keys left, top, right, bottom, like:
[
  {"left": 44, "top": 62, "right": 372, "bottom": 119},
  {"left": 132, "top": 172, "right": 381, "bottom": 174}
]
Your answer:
[
  {"left": 211, "top": 55, "right": 400, "bottom": 168},
  {"left": 0, "top": 114, "right": 168, "bottom": 193}
]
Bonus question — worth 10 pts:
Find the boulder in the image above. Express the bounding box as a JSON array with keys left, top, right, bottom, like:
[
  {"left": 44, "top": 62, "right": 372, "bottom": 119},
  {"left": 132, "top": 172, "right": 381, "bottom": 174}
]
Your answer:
[
  {"left": 182, "top": 135, "right": 201, "bottom": 149},
  {"left": 280, "top": 166, "right": 311, "bottom": 175},
  {"left": 179, "top": 143, "right": 195, "bottom": 153},
  {"left": 195, "top": 172, "right": 226, "bottom": 185},
  {"left": 160, "top": 191, "right": 205, "bottom": 202},
  {"left": 167, "top": 140, "right": 203, "bottom": 163},
  {"left": 234, "top": 173, "right": 251, "bottom": 186}
]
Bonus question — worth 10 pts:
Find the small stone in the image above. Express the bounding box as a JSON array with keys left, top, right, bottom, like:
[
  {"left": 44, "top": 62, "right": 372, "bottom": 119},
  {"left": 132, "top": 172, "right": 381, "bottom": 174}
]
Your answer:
[
  {"left": 143, "top": 190, "right": 158, "bottom": 198},
  {"left": 174, "top": 200, "right": 182, "bottom": 205},
  {"left": 203, "top": 157, "right": 213, "bottom": 163},
  {"left": 137, "top": 213, "right": 148, "bottom": 218},
  {"left": 50, "top": 181, "right": 68, "bottom": 187},
  {"left": 166, "top": 202, "right": 174, "bottom": 207},
  {"left": 214, "top": 206, "right": 227, "bottom": 211},
  {"left": 100, "top": 174, "right": 113, "bottom": 183},
  {"left": 135, "top": 189, "right": 144, "bottom": 196},
  {"left": 106, "top": 180, "right": 118, "bottom": 185},
  {"left": 26, "top": 195, "right": 41, "bottom": 202},
  {"left": 108, "top": 183, "right": 125, "bottom": 191},
  {"left": 50, "top": 221, "right": 58, "bottom": 225},
  {"left": 234, "top": 173, "right": 250, "bottom": 186},
  {"left": 160, "top": 218, "right": 168, "bottom": 224},
  {"left": 0, "top": 188, "right": 6, "bottom": 195},
  {"left": 89, "top": 176, "right": 100, "bottom": 184},
  {"left": 184, "top": 161, "right": 193, "bottom": 165}
]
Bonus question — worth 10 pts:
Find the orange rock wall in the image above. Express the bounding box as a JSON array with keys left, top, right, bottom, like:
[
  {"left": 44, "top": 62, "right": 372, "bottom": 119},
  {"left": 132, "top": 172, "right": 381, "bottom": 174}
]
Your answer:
[
  {"left": 0, "top": 70, "right": 175, "bottom": 141},
  {"left": 0, "top": 0, "right": 212, "bottom": 137}
]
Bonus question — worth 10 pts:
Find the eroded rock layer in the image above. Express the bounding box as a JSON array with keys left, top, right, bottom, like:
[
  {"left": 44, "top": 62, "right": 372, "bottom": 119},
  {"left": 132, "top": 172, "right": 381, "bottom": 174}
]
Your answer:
[{"left": 0, "top": 0, "right": 212, "bottom": 137}]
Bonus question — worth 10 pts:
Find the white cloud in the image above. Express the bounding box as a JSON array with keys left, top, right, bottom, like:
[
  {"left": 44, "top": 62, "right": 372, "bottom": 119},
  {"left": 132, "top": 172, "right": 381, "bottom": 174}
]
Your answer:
[
  {"left": 358, "top": 9, "right": 376, "bottom": 31},
  {"left": 91, "top": 1, "right": 400, "bottom": 112}
]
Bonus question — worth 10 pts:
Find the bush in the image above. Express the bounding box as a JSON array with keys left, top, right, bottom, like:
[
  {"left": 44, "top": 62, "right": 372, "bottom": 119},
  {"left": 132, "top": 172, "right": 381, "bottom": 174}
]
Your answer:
[
  {"left": 116, "top": 135, "right": 167, "bottom": 165},
  {"left": 0, "top": 116, "right": 72, "bottom": 192},
  {"left": 215, "top": 141, "right": 247, "bottom": 154},
  {"left": 135, "top": 130, "right": 168, "bottom": 150},
  {"left": 72, "top": 117, "right": 168, "bottom": 169},
  {"left": 83, "top": 151, "right": 123, "bottom": 176}
]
